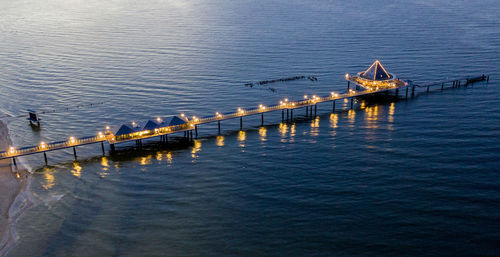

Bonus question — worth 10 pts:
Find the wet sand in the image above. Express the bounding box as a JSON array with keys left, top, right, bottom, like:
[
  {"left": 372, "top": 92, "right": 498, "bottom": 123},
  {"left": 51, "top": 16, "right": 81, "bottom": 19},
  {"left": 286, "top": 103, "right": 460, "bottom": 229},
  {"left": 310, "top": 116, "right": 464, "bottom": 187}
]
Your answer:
[{"left": 0, "top": 119, "right": 30, "bottom": 256}]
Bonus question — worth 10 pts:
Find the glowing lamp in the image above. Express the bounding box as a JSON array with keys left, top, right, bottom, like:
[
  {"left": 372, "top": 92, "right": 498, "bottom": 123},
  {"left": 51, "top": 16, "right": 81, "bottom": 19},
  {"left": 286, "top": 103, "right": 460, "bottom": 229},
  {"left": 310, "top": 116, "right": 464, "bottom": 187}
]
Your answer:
[
  {"left": 69, "top": 137, "right": 76, "bottom": 144},
  {"left": 9, "top": 146, "right": 15, "bottom": 154}
]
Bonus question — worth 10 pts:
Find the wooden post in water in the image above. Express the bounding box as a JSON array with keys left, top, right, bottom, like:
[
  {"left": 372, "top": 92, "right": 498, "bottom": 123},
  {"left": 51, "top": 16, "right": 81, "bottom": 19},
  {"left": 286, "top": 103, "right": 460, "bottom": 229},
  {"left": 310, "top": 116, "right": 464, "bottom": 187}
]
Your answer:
[
  {"left": 305, "top": 106, "right": 308, "bottom": 117},
  {"left": 347, "top": 81, "right": 350, "bottom": 91},
  {"left": 350, "top": 98, "right": 353, "bottom": 109},
  {"left": 310, "top": 106, "right": 313, "bottom": 116},
  {"left": 314, "top": 104, "right": 317, "bottom": 116},
  {"left": 218, "top": 120, "right": 221, "bottom": 134},
  {"left": 290, "top": 109, "right": 293, "bottom": 121},
  {"left": 332, "top": 100, "right": 335, "bottom": 112},
  {"left": 405, "top": 87, "right": 409, "bottom": 99},
  {"left": 395, "top": 88, "right": 399, "bottom": 97},
  {"left": 261, "top": 113, "right": 264, "bottom": 126},
  {"left": 286, "top": 109, "right": 289, "bottom": 120},
  {"left": 411, "top": 85, "right": 415, "bottom": 97},
  {"left": 195, "top": 125, "right": 198, "bottom": 138},
  {"left": 73, "top": 147, "right": 77, "bottom": 160},
  {"left": 44, "top": 152, "right": 48, "bottom": 165},
  {"left": 281, "top": 110, "right": 284, "bottom": 122},
  {"left": 240, "top": 117, "right": 243, "bottom": 130},
  {"left": 12, "top": 157, "right": 16, "bottom": 167},
  {"left": 101, "top": 141, "right": 105, "bottom": 155}
]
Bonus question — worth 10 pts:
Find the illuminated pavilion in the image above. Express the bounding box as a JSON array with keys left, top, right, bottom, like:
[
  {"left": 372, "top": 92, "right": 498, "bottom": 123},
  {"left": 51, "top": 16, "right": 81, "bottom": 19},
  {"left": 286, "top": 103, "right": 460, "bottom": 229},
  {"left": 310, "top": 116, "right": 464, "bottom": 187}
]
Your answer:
[{"left": 345, "top": 60, "right": 408, "bottom": 90}]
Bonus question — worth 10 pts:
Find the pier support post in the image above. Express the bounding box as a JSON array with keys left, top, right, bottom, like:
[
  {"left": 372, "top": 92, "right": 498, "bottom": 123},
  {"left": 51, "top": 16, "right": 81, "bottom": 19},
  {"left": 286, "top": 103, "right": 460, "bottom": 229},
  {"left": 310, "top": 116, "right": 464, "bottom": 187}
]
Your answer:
[
  {"left": 411, "top": 86, "right": 415, "bottom": 97},
  {"left": 405, "top": 87, "right": 408, "bottom": 99},
  {"left": 310, "top": 105, "right": 313, "bottom": 116},
  {"left": 195, "top": 125, "right": 198, "bottom": 138},
  {"left": 101, "top": 142, "right": 105, "bottom": 155},
  {"left": 286, "top": 109, "right": 289, "bottom": 121},
  {"left": 110, "top": 144, "right": 115, "bottom": 152},
  {"left": 44, "top": 152, "right": 48, "bottom": 165},
  {"left": 281, "top": 110, "right": 284, "bottom": 122},
  {"left": 314, "top": 104, "right": 317, "bottom": 116},
  {"left": 12, "top": 157, "right": 16, "bottom": 167},
  {"left": 290, "top": 109, "right": 293, "bottom": 121},
  {"left": 395, "top": 88, "right": 399, "bottom": 97},
  {"left": 350, "top": 98, "right": 354, "bottom": 109},
  {"left": 240, "top": 117, "right": 243, "bottom": 130},
  {"left": 261, "top": 113, "right": 264, "bottom": 126},
  {"left": 332, "top": 100, "right": 335, "bottom": 112},
  {"left": 305, "top": 106, "right": 308, "bottom": 117},
  {"left": 190, "top": 130, "right": 193, "bottom": 141},
  {"left": 218, "top": 120, "right": 221, "bottom": 134},
  {"left": 73, "top": 147, "right": 77, "bottom": 160},
  {"left": 347, "top": 81, "right": 350, "bottom": 91}
]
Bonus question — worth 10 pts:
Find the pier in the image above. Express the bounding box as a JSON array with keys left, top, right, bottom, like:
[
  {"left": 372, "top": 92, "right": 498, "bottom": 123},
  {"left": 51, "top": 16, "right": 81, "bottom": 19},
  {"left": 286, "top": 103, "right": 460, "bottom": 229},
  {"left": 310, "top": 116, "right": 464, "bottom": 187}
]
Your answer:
[{"left": 1, "top": 73, "right": 489, "bottom": 166}]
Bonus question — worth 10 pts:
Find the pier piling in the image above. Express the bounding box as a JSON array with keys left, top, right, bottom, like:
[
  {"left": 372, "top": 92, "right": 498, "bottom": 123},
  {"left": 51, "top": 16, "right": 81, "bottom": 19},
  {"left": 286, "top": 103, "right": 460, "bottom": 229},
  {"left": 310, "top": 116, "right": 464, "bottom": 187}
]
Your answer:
[
  {"left": 73, "top": 147, "right": 77, "bottom": 160},
  {"left": 261, "top": 113, "right": 264, "bottom": 126},
  {"left": 12, "top": 157, "right": 16, "bottom": 167},
  {"left": 314, "top": 104, "right": 317, "bottom": 116},
  {"left": 332, "top": 100, "right": 335, "bottom": 112},
  {"left": 240, "top": 117, "right": 243, "bottom": 130},
  {"left": 218, "top": 120, "right": 221, "bottom": 134},
  {"left": 405, "top": 87, "right": 409, "bottom": 99},
  {"left": 195, "top": 125, "right": 198, "bottom": 138},
  {"left": 291, "top": 109, "right": 294, "bottom": 121},
  {"left": 44, "top": 152, "right": 48, "bottom": 165},
  {"left": 350, "top": 98, "right": 353, "bottom": 109},
  {"left": 281, "top": 110, "right": 284, "bottom": 122},
  {"left": 101, "top": 142, "right": 105, "bottom": 155}
]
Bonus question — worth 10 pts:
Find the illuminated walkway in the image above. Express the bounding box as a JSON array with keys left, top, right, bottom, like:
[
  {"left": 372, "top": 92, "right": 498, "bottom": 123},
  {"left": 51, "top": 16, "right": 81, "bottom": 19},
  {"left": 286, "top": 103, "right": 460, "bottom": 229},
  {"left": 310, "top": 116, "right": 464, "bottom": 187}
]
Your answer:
[{"left": 0, "top": 74, "right": 489, "bottom": 165}]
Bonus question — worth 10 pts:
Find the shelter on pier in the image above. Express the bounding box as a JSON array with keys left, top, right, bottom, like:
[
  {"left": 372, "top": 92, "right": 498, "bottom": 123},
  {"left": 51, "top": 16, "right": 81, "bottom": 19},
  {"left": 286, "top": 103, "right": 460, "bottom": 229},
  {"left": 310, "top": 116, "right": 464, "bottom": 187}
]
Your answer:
[
  {"left": 113, "top": 124, "right": 138, "bottom": 136},
  {"left": 346, "top": 60, "right": 408, "bottom": 90},
  {"left": 163, "top": 116, "right": 188, "bottom": 126}
]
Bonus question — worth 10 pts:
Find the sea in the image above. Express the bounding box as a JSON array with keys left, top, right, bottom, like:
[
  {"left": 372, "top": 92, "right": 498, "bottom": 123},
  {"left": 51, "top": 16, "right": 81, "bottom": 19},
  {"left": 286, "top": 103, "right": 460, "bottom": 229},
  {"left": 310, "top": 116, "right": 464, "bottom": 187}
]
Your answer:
[{"left": 1, "top": 0, "right": 499, "bottom": 256}]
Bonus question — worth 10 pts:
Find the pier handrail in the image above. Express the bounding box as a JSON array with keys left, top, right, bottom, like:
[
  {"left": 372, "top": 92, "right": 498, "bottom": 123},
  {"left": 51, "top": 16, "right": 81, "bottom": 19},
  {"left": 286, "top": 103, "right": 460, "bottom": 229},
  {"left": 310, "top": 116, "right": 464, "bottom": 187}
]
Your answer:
[{"left": 1, "top": 74, "right": 488, "bottom": 161}]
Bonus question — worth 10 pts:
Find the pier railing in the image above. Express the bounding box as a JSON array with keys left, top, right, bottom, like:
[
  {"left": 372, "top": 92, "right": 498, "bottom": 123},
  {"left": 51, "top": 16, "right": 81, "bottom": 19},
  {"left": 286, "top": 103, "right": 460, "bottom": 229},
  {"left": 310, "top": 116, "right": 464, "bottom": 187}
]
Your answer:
[{"left": 0, "top": 74, "right": 489, "bottom": 162}]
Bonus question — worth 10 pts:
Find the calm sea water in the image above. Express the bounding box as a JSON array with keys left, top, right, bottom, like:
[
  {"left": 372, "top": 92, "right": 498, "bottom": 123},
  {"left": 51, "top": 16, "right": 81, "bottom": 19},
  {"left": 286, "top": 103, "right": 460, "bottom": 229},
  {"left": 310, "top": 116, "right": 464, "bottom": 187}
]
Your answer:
[{"left": 1, "top": 0, "right": 500, "bottom": 256}]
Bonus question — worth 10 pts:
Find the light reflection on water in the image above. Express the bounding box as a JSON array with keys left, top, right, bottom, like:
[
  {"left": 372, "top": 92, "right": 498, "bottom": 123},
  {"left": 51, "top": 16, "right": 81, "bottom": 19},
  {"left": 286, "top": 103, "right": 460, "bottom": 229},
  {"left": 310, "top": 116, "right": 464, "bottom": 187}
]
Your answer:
[{"left": 259, "top": 126, "right": 267, "bottom": 141}]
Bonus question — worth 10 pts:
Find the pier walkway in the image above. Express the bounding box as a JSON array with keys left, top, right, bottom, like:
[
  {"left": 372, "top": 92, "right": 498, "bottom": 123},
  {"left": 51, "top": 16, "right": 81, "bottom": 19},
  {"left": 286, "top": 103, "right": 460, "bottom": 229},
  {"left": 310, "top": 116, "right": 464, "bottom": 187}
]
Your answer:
[{"left": 0, "top": 74, "right": 489, "bottom": 165}]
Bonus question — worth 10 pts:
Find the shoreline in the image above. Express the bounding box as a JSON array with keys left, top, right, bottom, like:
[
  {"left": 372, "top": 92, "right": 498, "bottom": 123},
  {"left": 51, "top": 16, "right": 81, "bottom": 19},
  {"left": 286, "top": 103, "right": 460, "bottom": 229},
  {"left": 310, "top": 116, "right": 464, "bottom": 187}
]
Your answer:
[{"left": 0, "top": 117, "right": 32, "bottom": 257}]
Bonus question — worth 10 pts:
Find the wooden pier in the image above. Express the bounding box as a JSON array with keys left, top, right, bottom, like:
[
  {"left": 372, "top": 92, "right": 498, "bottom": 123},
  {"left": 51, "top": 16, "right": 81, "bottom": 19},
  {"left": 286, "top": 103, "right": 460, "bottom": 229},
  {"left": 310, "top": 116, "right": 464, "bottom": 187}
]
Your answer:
[{"left": 1, "top": 74, "right": 489, "bottom": 166}]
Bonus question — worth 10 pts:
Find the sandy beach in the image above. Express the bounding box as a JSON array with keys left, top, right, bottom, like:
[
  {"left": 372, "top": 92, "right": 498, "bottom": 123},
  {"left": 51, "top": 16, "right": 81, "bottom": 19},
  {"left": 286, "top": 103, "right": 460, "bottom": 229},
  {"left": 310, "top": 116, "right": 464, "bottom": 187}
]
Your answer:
[{"left": 0, "top": 118, "right": 30, "bottom": 256}]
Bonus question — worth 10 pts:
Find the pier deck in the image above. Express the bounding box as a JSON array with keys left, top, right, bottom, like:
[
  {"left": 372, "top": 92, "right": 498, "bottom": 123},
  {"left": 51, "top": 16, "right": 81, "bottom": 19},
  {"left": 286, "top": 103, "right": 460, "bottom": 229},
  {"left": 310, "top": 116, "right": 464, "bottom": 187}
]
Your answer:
[{"left": 0, "top": 74, "right": 489, "bottom": 164}]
